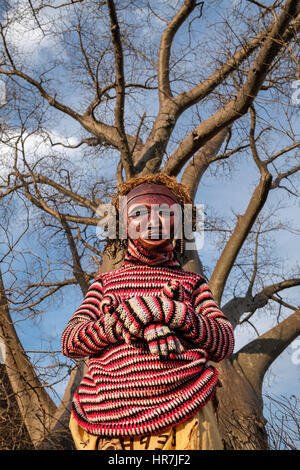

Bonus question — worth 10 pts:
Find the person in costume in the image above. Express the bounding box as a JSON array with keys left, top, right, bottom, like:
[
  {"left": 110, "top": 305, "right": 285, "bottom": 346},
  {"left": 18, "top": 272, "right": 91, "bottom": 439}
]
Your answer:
[{"left": 61, "top": 174, "right": 234, "bottom": 450}]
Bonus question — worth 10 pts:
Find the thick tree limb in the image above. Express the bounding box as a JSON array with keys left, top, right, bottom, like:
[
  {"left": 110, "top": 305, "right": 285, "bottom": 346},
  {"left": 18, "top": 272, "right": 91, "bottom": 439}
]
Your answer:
[
  {"left": 209, "top": 98, "right": 300, "bottom": 306},
  {"left": 222, "top": 278, "right": 300, "bottom": 329},
  {"left": 271, "top": 161, "right": 300, "bottom": 189},
  {"left": 158, "top": 0, "right": 198, "bottom": 103},
  {"left": 209, "top": 146, "right": 272, "bottom": 305},
  {"left": 180, "top": 126, "right": 230, "bottom": 199},
  {"left": 58, "top": 215, "right": 90, "bottom": 295},
  {"left": 235, "top": 308, "right": 300, "bottom": 395},
  {"left": 0, "top": 269, "right": 57, "bottom": 448},
  {"left": 39, "top": 358, "right": 86, "bottom": 450},
  {"left": 0, "top": 66, "right": 138, "bottom": 154},
  {"left": 260, "top": 278, "right": 300, "bottom": 298},
  {"left": 135, "top": 23, "right": 271, "bottom": 175},
  {"left": 270, "top": 295, "right": 298, "bottom": 311},
  {"left": 106, "top": 0, "right": 134, "bottom": 179}
]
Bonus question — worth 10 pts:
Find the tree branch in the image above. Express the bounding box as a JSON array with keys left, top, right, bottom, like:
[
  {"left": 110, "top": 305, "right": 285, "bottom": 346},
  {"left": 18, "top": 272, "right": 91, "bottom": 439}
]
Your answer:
[
  {"left": 0, "top": 69, "right": 138, "bottom": 154},
  {"left": 266, "top": 141, "right": 300, "bottom": 164},
  {"left": 180, "top": 126, "right": 230, "bottom": 199},
  {"left": 209, "top": 109, "right": 272, "bottom": 304},
  {"left": 58, "top": 215, "right": 90, "bottom": 296},
  {"left": 222, "top": 278, "right": 300, "bottom": 328},
  {"left": 19, "top": 172, "right": 102, "bottom": 212},
  {"left": 158, "top": 0, "right": 198, "bottom": 103},
  {"left": 47, "top": 135, "right": 103, "bottom": 149},
  {"left": 172, "top": 25, "right": 272, "bottom": 113},
  {"left": 135, "top": 22, "right": 270, "bottom": 176},
  {"left": 0, "top": 269, "right": 57, "bottom": 448},
  {"left": 271, "top": 162, "right": 300, "bottom": 189},
  {"left": 106, "top": 0, "right": 134, "bottom": 179},
  {"left": 22, "top": 184, "right": 99, "bottom": 226},
  {"left": 235, "top": 308, "right": 300, "bottom": 395},
  {"left": 162, "top": 1, "right": 300, "bottom": 176}
]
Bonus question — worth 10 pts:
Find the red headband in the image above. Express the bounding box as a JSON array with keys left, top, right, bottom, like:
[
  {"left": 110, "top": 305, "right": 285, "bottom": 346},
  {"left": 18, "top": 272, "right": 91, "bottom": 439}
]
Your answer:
[{"left": 125, "top": 184, "right": 179, "bottom": 206}]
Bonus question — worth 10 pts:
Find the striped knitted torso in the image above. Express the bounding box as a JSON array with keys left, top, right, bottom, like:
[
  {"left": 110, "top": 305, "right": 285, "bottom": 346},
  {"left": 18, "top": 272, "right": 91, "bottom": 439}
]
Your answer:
[{"left": 62, "top": 239, "right": 234, "bottom": 437}]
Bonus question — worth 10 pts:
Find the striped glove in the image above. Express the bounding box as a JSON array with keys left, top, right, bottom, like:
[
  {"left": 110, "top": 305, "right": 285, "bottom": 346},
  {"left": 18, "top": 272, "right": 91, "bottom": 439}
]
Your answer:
[
  {"left": 114, "top": 295, "right": 165, "bottom": 342},
  {"left": 113, "top": 292, "right": 192, "bottom": 342},
  {"left": 100, "top": 281, "right": 195, "bottom": 345},
  {"left": 143, "top": 323, "right": 184, "bottom": 359},
  {"left": 160, "top": 280, "right": 194, "bottom": 334},
  {"left": 100, "top": 293, "right": 165, "bottom": 345}
]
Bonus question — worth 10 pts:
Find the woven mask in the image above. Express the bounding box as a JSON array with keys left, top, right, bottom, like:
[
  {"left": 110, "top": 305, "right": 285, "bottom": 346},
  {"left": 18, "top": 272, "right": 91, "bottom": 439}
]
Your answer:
[{"left": 122, "top": 184, "right": 182, "bottom": 251}]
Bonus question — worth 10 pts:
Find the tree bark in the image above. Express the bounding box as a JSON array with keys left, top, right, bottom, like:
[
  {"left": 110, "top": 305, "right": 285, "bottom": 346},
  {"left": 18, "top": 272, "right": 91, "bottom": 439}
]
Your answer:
[
  {"left": 215, "top": 358, "right": 269, "bottom": 450},
  {"left": 0, "top": 269, "right": 57, "bottom": 448},
  {"left": 180, "top": 127, "right": 230, "bottom": 200},
  {"left": 0, "top": 364, "right": 34, "bottom": 449},
  {"left": 236, "top": 309, "right": 300, "bottom": 396},
  {"left": 209, "top": 167, "right": 272, "bottom": 305},
  {"left": 1, "top": 0, "right": 300, "bottom": 451}
]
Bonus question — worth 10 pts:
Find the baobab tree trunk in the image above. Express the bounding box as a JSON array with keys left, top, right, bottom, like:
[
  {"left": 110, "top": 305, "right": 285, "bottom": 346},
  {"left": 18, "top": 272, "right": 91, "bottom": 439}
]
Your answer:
[
  {"left": 0, "top": 269, "right": 57, "bottom": 448},
  {"left": 38, "top": 359, "right": 86, "bottom": 450},
  {"left": 0, "top": 363, "right": 34, "bottom": 449},
  {"left": 215, "top": 359, "right": 268, "bottom": 450}
]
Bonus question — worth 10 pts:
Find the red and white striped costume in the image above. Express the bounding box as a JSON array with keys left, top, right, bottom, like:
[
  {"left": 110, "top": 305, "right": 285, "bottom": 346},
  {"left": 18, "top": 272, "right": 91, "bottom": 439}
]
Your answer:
[{"left": 62, "top": 239, "right": 234, "bottom": 437}]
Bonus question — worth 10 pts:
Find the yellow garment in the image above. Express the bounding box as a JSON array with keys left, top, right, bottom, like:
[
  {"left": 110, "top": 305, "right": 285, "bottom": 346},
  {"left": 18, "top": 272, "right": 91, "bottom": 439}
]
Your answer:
[{"left": 69, "top": 401, "right": 223, "bottom": 450}]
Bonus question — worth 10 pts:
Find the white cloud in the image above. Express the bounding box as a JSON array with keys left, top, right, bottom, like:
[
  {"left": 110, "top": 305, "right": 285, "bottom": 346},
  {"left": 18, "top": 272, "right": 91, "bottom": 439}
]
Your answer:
[{"left": 4, "top": 0, "right": 66, "bottom": 62}]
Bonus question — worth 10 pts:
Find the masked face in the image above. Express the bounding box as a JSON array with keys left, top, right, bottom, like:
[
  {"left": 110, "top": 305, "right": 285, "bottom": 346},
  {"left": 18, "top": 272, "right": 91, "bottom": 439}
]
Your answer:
[{"left": 126, "top": 194, "right": 181, "bottom": 251}]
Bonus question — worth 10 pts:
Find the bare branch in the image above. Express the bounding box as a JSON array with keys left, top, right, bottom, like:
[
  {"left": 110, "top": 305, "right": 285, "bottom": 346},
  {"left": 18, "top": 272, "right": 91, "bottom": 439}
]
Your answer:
[
  {"left": 236, "top": 308, "right": 300, "bottom": 395},
  {"left": 163, "top": 1, "right": 300, "bottom": 176},
  {"left": 0, "top": 269, "right": 57, "bottom": 447},
  {"left": 158, "top": 0, "right": 198, "bottom": 102},
  {"left": 266, "top": 141, "right": 300, "bottom": 164},
  {"left": 106, "top": 0, "right": 134, "bottom": 179},
  {"left": 22, "top": 184, "right": 99, "bottom": 226},
  {"left": 209, "top": 111, "right": 272, "bottom": 304},
  {"left": 180, "top": 126, "right": 230, "bottom": 199},
  {"left": 261, "top": 278, "right": 300, "bottom": 298},
  {"left": 58, "top": 215, "right": 90, "bottom": 295},
  {"left": 172, "top": 25, "right": 271, "bottom": 114},
  {"left": 0, "top": 68, "right": 137, "bottom": 154},
  {"left": 223, "top": 278, "right": 300, "bottom": 328},
  {"left": 33, "top": 0, "right": 88, "bottom": 10},
  {"left": 270, "top": 294, "right": 299, "bottom": 311},
  {"left": 271, "top": 162, "right": 300, "bottom": 189},
  {"left": 27, "top": 0, "right": 45, "bottom": 34},
  {"left": 47, "top": 135, "right": 103, "bottom": 149},
  {"left": 20, "top": 172, "right": 102, "bottom": 211}
]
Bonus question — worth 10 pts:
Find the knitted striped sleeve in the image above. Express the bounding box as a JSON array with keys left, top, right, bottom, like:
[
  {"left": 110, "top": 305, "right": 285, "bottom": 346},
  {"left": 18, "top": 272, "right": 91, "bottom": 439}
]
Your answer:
[
  {"left": 187, "top": 277, "right": 235, "bottom": 362},
  {"left": 61, "top": 275, "right": 121, "bottom": 358}
]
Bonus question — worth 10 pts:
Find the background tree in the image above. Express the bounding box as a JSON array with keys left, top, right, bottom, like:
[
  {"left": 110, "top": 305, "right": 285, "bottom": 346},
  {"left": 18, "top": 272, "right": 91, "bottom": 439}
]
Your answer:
[{"left": 0, "top": 0, "right": 300, "bottom": 449}]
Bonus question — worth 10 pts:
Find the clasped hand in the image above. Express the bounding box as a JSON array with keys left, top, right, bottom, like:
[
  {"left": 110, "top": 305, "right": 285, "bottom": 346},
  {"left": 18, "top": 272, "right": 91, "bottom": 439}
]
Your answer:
[{"left": 100, "top": 280, "right": 191, "bottom": 360}]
